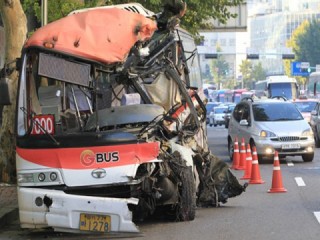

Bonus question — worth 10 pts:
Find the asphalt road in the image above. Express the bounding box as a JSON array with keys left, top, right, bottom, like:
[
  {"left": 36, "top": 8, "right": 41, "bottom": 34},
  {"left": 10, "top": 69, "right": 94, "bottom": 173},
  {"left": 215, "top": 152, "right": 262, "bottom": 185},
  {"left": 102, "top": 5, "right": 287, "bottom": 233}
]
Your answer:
[
  {"left": 1, "top": 125, "right": 320, "bottom": 240},
  {"left": 139, "top": 126, "right": 320, "bottom": 240}
]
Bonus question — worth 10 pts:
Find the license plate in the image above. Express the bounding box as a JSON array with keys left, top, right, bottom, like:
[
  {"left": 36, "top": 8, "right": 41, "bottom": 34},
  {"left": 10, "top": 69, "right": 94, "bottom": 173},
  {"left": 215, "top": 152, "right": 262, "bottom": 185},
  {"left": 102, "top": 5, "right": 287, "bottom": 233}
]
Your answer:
[
  {"left": 79, "top": 213, "right": 111, "bottom": 232},
  {"left": 282, "top": 143, "right": 300, "bottom": 149}
]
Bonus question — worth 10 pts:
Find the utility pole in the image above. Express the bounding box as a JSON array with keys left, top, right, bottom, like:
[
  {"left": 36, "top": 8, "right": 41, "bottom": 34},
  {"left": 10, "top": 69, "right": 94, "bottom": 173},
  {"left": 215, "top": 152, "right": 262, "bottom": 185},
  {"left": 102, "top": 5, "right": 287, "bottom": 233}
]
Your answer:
[{"left": 41, "top": 0, "right": 48, "bottom": 26}]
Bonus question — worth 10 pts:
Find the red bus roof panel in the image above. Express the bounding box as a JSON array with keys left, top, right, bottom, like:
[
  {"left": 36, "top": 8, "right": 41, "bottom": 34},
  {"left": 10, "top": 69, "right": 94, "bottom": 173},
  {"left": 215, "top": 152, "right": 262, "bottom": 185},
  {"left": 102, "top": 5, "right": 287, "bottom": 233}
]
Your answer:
[{"left": 24, "top": 8, "right": 157, "bottom": 64}]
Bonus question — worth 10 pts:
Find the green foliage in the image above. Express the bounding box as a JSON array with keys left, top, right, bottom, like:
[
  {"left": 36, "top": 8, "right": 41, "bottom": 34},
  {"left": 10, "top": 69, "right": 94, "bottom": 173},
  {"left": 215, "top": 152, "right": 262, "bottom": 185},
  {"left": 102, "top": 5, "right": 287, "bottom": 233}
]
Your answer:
[
  {"left": 296, "top": 20, "right": 320, "bottom": 67},
  {"left": 22, "top": 0, "right": 103, "bottom": 25},
  {"left": 22, "top": 0, "right": 244, "bottom": 36},
  {"left": 251, "top": 62, "right": 266, "bottom": 81},
  {"left": 239, "top": 60, "right": 266, "bottom": 89},
  {"left": 239, "top": 59, "right": 252, "bottom": 88},
  {"left": 210, "top": 46, "right": 230, "bottom": 89},
  {"left": 286, "top": 20, "right": 320, "bottom": 85}
]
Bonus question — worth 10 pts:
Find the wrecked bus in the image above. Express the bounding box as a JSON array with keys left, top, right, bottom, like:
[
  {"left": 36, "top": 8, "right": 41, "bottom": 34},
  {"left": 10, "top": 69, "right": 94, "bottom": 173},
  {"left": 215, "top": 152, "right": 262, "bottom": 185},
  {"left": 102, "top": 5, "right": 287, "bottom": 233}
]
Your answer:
[{"left": 1, "top": 3, "right": 246, "bottom": 234}]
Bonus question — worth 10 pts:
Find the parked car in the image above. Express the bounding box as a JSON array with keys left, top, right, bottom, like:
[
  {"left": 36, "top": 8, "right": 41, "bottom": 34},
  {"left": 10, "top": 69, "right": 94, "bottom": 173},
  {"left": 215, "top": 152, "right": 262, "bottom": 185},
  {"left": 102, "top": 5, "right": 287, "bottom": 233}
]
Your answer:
[
  {"left": 228, "top": 98, "right": 315, "bottom": 162},
  {"left": 224, "top": 104, "right": 236, "bottom": 128},
  {"left": 293, "top": 98, "right": 318, "bottom": 123},
  {"left": 310, "top": 101, "right": 320, "bottom": 147},
  {"left": 206, "top": 101, "right": 221, "bottom": 124},
  {"left": 209, "top": 105, "right": 228, "bottom": 127}
]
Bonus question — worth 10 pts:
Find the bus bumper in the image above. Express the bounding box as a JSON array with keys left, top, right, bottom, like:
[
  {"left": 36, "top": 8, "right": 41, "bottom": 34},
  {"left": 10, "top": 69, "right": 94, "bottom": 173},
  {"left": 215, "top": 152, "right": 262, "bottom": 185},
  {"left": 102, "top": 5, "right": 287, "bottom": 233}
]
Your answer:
[{"left": 18, "top": 187, "right": 140, "bottom": 233}]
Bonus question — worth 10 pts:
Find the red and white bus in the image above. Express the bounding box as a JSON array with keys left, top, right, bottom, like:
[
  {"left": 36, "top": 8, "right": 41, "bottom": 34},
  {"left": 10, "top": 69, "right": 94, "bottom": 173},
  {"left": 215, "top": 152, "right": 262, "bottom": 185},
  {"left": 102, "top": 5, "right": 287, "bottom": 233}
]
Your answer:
[
  {"left": 0, "top": 3, "right": 247, "bottom": 235},
  {"left": 6, "top": 3, "right": 207, "bottom": 234}
]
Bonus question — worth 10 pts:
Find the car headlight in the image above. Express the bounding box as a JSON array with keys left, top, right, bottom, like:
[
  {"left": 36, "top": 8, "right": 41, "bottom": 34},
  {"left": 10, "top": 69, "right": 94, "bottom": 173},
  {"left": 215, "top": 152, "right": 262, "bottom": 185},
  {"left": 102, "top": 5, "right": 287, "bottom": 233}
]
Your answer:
[
  {"left": 302, "top": 128, "right": 313, "bottom": 137},
  {"left": 260, "top": 130, "right": 277, "bottom": 138}
]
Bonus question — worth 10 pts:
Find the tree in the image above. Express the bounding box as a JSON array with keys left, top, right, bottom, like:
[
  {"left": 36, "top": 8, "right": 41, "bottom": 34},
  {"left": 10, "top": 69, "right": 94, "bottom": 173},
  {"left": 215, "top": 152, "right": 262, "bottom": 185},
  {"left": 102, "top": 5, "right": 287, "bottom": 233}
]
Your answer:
[
  {"left": 0, "top": 0, "right": 27, "bottom": 183},
  {"left": 239, "top": 59, "right": 253, "bottom": 89},
  {"left": 0, "top": 0, "right": 245, "bottom": 183},
  {"left": 23, "top": 0, "right": 245, "bottom": 37},
  {"left": 295, "top": 20, "right": 320, "bottom": 67},
  {"left": 286, "top": 20, "right": 317, "bottom": 87},
  {"left": 251, "top": 62, "right": 266, "bottom": 82},
  {"left": 22, "top": 0, "right": 104, "bottom": 27},
  {"left": 210, "top": 46, "right": 229, "bottom": 89}
]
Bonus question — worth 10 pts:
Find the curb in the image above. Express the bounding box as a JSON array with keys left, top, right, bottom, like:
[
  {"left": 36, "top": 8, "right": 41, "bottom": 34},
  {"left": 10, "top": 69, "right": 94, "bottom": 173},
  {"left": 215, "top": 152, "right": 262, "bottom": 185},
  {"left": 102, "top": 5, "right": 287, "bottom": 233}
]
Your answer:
[
  {"left": 0, "top": 208, "right": 19, "bottom": 228},
  {"left": 0, "top": 183, "right": 19, "bottom": 228}
]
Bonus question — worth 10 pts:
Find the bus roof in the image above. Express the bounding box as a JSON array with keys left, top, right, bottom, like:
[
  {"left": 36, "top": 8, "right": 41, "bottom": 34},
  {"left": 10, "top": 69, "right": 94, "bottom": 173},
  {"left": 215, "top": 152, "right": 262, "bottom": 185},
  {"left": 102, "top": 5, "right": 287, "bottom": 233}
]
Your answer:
[
  {"left": 266, "top": 75, "right": 297, "bottom": 84},
  {"left": 24, "top": 7, "right": 157, "bottom": 64}
]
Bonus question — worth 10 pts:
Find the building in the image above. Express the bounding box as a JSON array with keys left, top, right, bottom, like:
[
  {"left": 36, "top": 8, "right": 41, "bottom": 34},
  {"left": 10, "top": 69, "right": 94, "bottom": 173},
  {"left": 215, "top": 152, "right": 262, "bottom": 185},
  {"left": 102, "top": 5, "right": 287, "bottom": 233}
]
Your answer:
[
  {"left": 197, "top": 31, "right": 248, "bottom": 88},
  {"left": 198, "top": 0, "right": 320, "bottom": 86},
  {"left": 249, "top": 0, "right": 320, "bottom": 74}
]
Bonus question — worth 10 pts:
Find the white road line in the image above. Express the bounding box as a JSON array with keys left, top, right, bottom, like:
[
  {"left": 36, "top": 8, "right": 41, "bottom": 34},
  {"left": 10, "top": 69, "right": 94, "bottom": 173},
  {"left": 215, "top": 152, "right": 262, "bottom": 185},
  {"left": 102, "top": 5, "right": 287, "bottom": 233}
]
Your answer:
[
  {"left": 287, "top": 162, "right": 294, "bottom": 167},
  {"left": 295, "top": 177, "right": 306, "bottom": 186},
  {"left": 314, "top": 212, "right": 320, "bottom": 224}
]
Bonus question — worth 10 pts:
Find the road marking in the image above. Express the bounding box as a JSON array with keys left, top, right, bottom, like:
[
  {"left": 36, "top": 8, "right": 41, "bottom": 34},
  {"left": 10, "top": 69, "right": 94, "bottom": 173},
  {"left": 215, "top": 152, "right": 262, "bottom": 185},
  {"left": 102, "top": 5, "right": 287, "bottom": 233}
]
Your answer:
[
  {"left": 287, "top": 161, "right": 294, "bottom": 167},
  {"left": 303, "top": 167, "right": 320, "bottom": 170},
  {"left": 314, "top": 212, "right": 320, "bottom": 224},
  {"left": 295, "top": 177, "right": 306, "bottom": 186}
]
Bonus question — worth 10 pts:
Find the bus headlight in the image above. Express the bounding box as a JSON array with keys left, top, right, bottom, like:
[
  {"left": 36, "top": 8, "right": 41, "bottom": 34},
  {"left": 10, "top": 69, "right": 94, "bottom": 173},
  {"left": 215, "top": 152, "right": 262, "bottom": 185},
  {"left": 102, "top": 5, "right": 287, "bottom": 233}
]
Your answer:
[
  {"left": 50, "top": 172, "right": 58, "bottom": 181},
  {"left": 17, "top": 170, "right": 63, "bottom": 186},
  {"left": 18, "top": 173, "right": 34, "bottom": 183},
  {"left": 38, "top": 173, "right": 46, "bottom": 182}
]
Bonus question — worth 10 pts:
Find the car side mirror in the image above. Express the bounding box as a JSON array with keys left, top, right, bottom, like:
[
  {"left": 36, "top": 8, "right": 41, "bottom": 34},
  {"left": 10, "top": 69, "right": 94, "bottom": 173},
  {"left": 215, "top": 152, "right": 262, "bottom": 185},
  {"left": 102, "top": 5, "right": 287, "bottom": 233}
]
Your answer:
[
  {"left": 239, "top": 119, "right": 249, "bottom": 126},
  {"left": 311, "top": 110, "right": 317, "bottom": 116}
]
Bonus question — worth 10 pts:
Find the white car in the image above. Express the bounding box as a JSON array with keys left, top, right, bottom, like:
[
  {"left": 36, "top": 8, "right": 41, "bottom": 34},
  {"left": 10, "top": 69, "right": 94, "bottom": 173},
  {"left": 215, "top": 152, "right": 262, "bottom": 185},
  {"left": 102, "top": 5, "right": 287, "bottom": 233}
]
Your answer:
[
  {"left": 209, "top": 106, "right": 228, "bottom": 127},
  {"left": 227, "top": 98, "right": 315, "bottom": 162}
]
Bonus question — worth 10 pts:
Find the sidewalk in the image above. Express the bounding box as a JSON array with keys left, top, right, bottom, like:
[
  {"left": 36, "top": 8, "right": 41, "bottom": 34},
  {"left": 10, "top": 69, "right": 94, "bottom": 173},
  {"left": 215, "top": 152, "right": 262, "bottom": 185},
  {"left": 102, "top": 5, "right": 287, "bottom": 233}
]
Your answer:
[{"left": 0, "top": 183, "right": 18, "bottom": 228}]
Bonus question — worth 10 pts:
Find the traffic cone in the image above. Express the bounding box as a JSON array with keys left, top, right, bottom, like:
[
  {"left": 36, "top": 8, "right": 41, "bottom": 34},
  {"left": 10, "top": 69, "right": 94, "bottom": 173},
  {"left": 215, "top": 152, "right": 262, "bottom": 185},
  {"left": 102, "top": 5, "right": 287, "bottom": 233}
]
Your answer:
[
  {"left": 231, "top": 137, "right": 240, "bottom": 170},
  {"left": 249, "top": 146, "right": 265, "bottom": 184},
  {"left": 268, "top": 151, "right": 287, "bottom": 193},
  {"left": 241, "top": 144, "right": 253, "bottom": 179},
  {"left": 238, "top": 138, "right": 246, "bottom": 170}
]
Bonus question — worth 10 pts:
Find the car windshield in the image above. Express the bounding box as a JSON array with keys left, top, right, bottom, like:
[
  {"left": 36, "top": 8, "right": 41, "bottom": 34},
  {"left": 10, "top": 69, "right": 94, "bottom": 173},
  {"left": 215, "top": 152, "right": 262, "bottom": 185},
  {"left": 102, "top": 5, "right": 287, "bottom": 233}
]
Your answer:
[
  {"left": 252, "top": 103, "right": 304, "bottom": 121},
  {"left": 294, "top": 101, "right": 317, "bottom": 112}
]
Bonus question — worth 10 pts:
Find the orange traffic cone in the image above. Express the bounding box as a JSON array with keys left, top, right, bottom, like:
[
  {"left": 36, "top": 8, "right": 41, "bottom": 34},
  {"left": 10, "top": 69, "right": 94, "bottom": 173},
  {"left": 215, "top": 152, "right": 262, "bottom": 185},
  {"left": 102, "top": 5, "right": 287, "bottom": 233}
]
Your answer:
[
  {"left": 231, "top": 137, "right": 240, "bottom": 170},
  {"left": 268, "top": 151, "right": 287, "bottom": 193},
  {"left": 241, "top": 144, "right": 252, "bottom": 180},
  {"left": 249, "top": 146, "right": 265, "bottom": 184},
  {"left": 238, "top": 138, "right": 246, "bottom": 170}
]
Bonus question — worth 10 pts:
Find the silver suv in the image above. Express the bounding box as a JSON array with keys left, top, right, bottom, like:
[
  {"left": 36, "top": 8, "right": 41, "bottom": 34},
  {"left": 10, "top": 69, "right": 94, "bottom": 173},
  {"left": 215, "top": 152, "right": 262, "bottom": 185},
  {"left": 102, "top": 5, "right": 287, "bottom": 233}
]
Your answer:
[{"left": 227, "top": 98, "right": 315, "bottom": 162}]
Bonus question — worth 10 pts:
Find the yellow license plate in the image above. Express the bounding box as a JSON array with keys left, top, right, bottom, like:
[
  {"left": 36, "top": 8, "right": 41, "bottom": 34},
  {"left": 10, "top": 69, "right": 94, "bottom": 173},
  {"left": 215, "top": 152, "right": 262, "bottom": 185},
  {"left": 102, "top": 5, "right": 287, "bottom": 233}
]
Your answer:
[{"left": 79, "top": 213, "right": 111, "bottom": 232}]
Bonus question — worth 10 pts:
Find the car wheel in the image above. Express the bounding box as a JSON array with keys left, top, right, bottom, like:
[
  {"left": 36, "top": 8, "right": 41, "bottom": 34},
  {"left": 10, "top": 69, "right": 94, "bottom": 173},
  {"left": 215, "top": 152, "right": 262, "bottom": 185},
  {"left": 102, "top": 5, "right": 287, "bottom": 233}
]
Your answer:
[
  {"left": 228, "top": 138, "right": 234, "bottom": 161},
  {"left": 209, "top": 124, "right": 212, "bottom": 127},
  {"left": 302, "top": 152, "right": 314, "bottom": 162},
  {"left": 314, "top": 128, "right": 320, "bottom": 148},
  {"left": 214, "top": 124, "right": 217, "bottom": 127}
]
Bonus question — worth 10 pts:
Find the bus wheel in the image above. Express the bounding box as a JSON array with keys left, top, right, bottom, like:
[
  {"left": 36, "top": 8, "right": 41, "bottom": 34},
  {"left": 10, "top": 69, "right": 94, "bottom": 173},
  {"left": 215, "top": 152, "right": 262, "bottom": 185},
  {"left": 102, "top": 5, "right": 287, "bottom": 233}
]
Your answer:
[{"left": 176, "top": 165, "right": 196, "bottom": 221}]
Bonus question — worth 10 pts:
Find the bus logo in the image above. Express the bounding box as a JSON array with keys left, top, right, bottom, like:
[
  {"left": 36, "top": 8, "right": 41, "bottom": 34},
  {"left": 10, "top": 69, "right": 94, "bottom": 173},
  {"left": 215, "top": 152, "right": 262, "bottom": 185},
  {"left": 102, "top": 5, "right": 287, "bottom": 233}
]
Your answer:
[
  {"left": 91, "top": 168, "right": 106, "bottom": 179},
  {"left": 80, "top": 150, "right": 119, "bottom": 166},
  {"left": 80, "top": 150, "right": 95, "bottom": 166}
]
